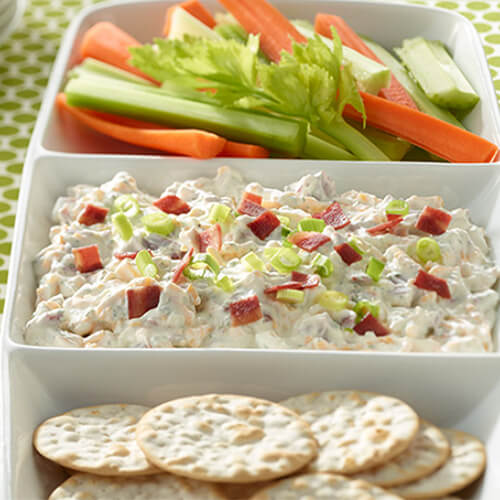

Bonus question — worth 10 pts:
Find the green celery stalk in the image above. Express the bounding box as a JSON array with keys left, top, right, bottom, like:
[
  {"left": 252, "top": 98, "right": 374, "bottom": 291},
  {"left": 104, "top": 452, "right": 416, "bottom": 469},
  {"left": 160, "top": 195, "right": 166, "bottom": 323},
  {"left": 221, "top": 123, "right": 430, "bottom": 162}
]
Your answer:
[
  {"left": 214, "top": 23, "right": 270, "bottom": 62},
  {"left": 303, "top": 133, "right": 356, "bottom": 160},
  {"left": 64, "top": 77, "right": 307, "bottom": 156}
]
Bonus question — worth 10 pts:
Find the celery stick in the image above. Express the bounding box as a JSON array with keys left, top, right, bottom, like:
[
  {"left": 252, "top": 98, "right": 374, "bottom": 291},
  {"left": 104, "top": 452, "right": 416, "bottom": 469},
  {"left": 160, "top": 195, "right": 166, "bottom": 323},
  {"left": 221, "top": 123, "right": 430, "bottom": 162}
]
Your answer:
[
  {"left": 64, "top": 77, "right": 307, "bottom": 156},
  {"left": 396, "top": 37, "right": 479, "bottom": 111},
  {"left": 304, "top": 133, "right": 356, "bottom": 160},
  {"left": 361, "top": 36, "right": 464, "bottom": 129},
  {"left": 214, "top": 23, "right": 247, "bottom": 44}
]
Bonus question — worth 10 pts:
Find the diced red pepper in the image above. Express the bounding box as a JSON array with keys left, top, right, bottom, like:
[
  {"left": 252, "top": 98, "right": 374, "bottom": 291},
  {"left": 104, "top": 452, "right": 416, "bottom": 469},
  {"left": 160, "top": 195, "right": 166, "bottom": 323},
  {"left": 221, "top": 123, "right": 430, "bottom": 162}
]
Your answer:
[
  {"left": 288, "top": 231, "right": 331, "bottom": 252},
  {"left": 366, "top": 216, "right": 403, "bottom": 235},
  {"left": 229, "top": 295, "right": 263, "bottom": 327},
  {"left": 414, "top": 269, "right": 451, "bottom": 299},
  {"left": 320, "top": 201, "right": 350, "bottom": 230},
  {"left": 416, "top": 206, "right": 451, "bottom": 235},
  {"left": 153, "top": 195, "right": 190, "bottom": 215},
  {"left": 238, "top": 198, "right": 266, "bottom": 217},
  {"left": 172, "top": 247, "right": 194, "bottom": 284},
  {"left": 264, "top": 272, "right": 320, "bottom": 295},
  {"left": 72, "top": 245, "right": 103, "bottom": 273},
  {"left": 242, "top": 191, "right": 263, "bottom": 205},
  {"left": 354, "top": 313, "right": 390, "bottom": 337},
  {"left": 335, "top": 242, "right": 363, "bottom": 265},
  {"left": 78, "top": 203, "right": 109, "bottom": 226},
  {"left": 127, "top": 285, "right": 162, "bottom": 319},
  {"left": 199, "top": 223, "right": 222, "bottom": 253},
  {"left": 247, "top": 211, "right": 280, "bottom": 240}
]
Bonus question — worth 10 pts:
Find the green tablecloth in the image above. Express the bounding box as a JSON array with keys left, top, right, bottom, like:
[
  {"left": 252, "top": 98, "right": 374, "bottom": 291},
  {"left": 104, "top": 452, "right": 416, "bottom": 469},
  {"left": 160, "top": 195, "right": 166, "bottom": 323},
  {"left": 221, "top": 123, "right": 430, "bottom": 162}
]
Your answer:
[{"left": 0, "top": 0, "right": 499, "bottom": 312}]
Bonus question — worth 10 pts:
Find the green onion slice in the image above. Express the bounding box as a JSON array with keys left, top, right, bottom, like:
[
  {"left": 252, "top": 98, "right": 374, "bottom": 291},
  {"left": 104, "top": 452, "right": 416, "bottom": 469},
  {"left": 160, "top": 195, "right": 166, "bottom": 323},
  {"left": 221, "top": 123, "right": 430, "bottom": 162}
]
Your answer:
[
  {"left": 297, "top": 218, "right": 326, "bottom": 232},
  {"left": 190, "top": 253, "right": 220, "bottom": 275},
  {"left": 270, "top": 248, "right": 302, "bottom": 274},
  {"left": 353, "top": 301, "right": 379, "bottom": 319},
  {"left": 142, "top": 212, "right": 175, "bottom": 236},
  {"left": 113, "top": 194, "right": 140, "bottom": 218},
  {"left": 209, "top": 204, "right": 231, "bottom": 224},
  {"left": 112, "top": 212, "right": 133, "bottom": 241},
  {"left": 366, "top": 257, "right": 385, "bottom": 282},
  {"left": 277, "top": 215, "right": 290, "bottom": 226},
  {"left": 348, "top": 238, "right": 365, "bottom": 255},
  {"left": 317, "top": 290, "right": 349, "bottom": 311},
  {"left": 135, "top": 249, "right": 158, "bottom": 278},
  {"left": 215, "top": 275, "right": 234, "bottom": 292},
  {"left": 311, "top": 254, "right": 334, "bottom": 278},
  {"left": 276, "top": 289, "right": 305, "bottom": 304},
  {"left": 416, "top": 237, "right": 441, "bottom": 263},
  {"left": 243, "top": 252, "right": 266, "bottom": 272},
  {"left": 386, "top": 199, "right": 409, "bottom": 216}
]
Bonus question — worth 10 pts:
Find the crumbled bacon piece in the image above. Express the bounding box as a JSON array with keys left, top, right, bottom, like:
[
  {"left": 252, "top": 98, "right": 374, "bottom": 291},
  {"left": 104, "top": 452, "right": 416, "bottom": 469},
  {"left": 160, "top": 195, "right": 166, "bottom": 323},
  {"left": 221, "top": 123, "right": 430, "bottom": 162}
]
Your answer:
[
  {"left": 127, "top": 285, "right": 162, "bottom": 319},
  {"left": 229, "top": 295, "right": 263, "bottom": 327},
  {"left": 114, "top": 250, "right": 152, "bottom": 260},
  {"left": 288, "top": 231, "right": 331, "bottom": 252},
  {"left": 72, "top": 245, "right": 103, "bottom": 273},
  {"left": 334, "top": 242, "right": 362, "bottom": 265},
  {"left": 354, "top": 313, "right": 390, "bottom": 337},
  {"left": 199, "top": 223, "right": 222, "bottom": 252},
  {"left": 153, "top": 195, "right": 190, "bottom": 215},
  {"left": 414, "top": 269, "right": 451, "bottom": 299},
  {"left": 172, "top": 247, "right": 194, "bottom": 284},
  {"left": 78, "top": 203, "right": 109, "bottom": 226},
  {"left": 320, "top": 201, "right": 350, "bottom": 230},
  {"left": 242, "top": 191, "right": 262, "bottom": 205},
  {"left": 366, "top": 216, "right": 403, "bottom": 235},
  {"left": 238, "top": 198, "right": 266, "bottom": 217},
  {"left": 264, "top": 272, "right": 320, "bottom": 295},
  {"left": 247, "top": 211, "right": 280, "bottom": 240},
  {"left": 416, "top": 206, "right": 451, "bottom": 235}
]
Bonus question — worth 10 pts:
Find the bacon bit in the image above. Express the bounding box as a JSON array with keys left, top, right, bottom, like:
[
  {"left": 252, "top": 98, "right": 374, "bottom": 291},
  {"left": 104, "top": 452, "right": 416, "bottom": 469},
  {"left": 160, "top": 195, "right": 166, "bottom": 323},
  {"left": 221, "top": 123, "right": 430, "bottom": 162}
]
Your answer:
[
  {"left": 153, "top": 194, "right": 190, "bottom": 215},
  {"left": 242, "top": 191, "right": 262, "bottom": 205},
  {"left": 238, "top": 198, "right": 267, "bottom": 217},
  {"left": 114, "top": 250, "right": 153, "bottom": 260},
  {"left": 264, "top": 272, "right": 320, "bottom": 295},
  {"left": 199, "top": 223, "right": 222, "bottom": 253},
  {"left": 414, "top": 269, "right": 451, "bottom": 299},
  {"left": 320, "top": 202, "right": 350, "bottom": 230},
  {"left": 72, "top": 245, "right": 103, "bottom": 273},
  {"left": 247, "top": 211, "right": 280, "bottom": 240},
  {"left": 354, "top": 313, "right": 390, "bottom": 337},
  {"left": 335, "top": 242, "right": 363, "bottom": 265},
  {"left": 127, "top": 285, "right": 162, "bottom": 319},
  {"left": 366, "top": 216, "right": 403, "bottom": 235},
  {"left": 386, "top": 213, "right": 402, "bottom": 221},
  {"left": 172, "top": 247, "right": 194, "bottom": 284},
  {"left": 229, "top": 295, "right": 263, "bottom": 327},
  {"left": 416, "top": 206, "right": 451, "bottom": 235},
  {"left": 288, "top": 231, "right": 331, "bottom": 252},
  {"left": 78, "top": 203, "right": 109, "bottom": 226},
  {"left": 312, "top": 212, "right": 323, "bottom": 219}
]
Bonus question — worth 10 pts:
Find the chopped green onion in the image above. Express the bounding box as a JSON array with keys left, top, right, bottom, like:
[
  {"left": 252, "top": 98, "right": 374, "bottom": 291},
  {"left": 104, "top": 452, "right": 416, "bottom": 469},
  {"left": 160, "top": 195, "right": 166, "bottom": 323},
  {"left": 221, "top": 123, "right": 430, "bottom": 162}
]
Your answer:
[
  {"left": 353, "top": 301, "right": 379, "bottom": 319},
  {"left": 317, "top": 291, "right": 349, "bottom": 311},
  {"left": 348, "top": 238, "right": 365, "bottom": 255},
  {"left": 416, "top": 237, "right": 441, "bottom": 263},
  {"left": 190, "top": 253, "right": 220, "bottom": 275},
  {"left": 215, "top": 275, "right": 234, "bottom": 292},
  {"left": 209, "top": 204, "right": 231, "bottom": 223},
  {"left": 366, "top": 257, "right": 385, "bottom": 282},
  {"left": 298, "top": 218, "right": 326, "bottom": 232},
  {"left": 277, "top": 215, "right": 290, "bottom": 226},
  {"left": 112, "top": 213, "right": 133, "bottom": 241},
  {"left": 276, "top": 289, "right": 305, "bottom": 304},
  {"left": 281, "top": 225, "right": 292, "bottom": 239},
  {"left": 312, "top": 254, "right": 334, "bottom": 278},
  {"left": 263, "top": 247, "right": 280, "bottom": 261},
  {"left": 243, "top": 252, "right": 266, "bottom": 272},
  {"left": 270, "top": 248, "right": 302, "bottom": 274},
  {"left": 142, "top": 212, "right": 174, "bottom": 236},
  {"left": 135, "top": 249, "right": 158, "bottom": 278},
  {"left": 282, "top": 232, "right": 294, "bottom": 248},
  {"left": 113, "top": 194, "right": 140, "bottom": 217},
  {"left": 386, "top": 199, "right": 409, "bottom": 216}
]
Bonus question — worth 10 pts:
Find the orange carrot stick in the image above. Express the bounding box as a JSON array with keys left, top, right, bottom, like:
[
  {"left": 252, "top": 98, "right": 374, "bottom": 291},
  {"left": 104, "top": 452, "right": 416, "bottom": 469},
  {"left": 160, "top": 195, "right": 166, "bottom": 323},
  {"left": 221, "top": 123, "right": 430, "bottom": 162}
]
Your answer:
[
  {"left": 315, "top": 13, "right": 417, "bottom": 110},
  {"left": 343, "top": 91, "right": 498, "bottom": 163},
  {"left": 219, "top": 140, "right": 269, "bottom": 158},
  {"left": 80, "top": 22, "right": 158, "bottom": 84},
  {"left": 218, "top": 0, "right": 306, "bottom": 62},
  {"left": 56, "top": 93, "right": 226, "bottom": 159},
  {"left": 163, "top": 0, "right": 216, "bottom": 36}
]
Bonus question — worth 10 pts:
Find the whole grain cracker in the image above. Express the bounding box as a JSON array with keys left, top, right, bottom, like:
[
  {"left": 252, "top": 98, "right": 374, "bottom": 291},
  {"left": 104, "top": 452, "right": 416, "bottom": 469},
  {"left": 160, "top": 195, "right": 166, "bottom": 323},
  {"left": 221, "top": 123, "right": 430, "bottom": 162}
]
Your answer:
[
  {"left": 391, "top": 429, "right": 486, "bottom": 499},
  {"left": 136, "top": 394, "right": 318, "bottom": 483},
  {"left": 34, "top": 404, "right": 159, "bottom": 476},
  {"left": 248, "top": 473, "right": 403, "bottom": 499},
  {"left": 280, "top": 391, "right": 419, "bottom": 474},
  {"left": 353, "top": 420, "right": 450, "bottom": 487},
  {"left": 48, "top": 472, "right": 225, "bottom": 499}
]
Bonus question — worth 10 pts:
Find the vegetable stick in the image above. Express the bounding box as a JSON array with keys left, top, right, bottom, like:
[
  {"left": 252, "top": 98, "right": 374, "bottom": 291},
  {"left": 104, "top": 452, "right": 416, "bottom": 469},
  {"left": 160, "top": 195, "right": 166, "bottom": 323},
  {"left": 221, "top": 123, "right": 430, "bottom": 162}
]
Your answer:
[
  {"left": 343, "top": 91, "right": 499, "bottom": 163},
  {"left": 56, "top": 93, "right": 226, "bottom": 159},
  {"left": 163, "top": 0, "right": 216, "bottom": 36},
  {"left": 315, "top": 13, "right": 417, "bottom": 109},
  {"left": 217, "top": 0, "right": 306, "bottom": 62},
  {"left": 80, "top": 22, "right": 158, "bottom": 84},
  {"left": 219, "top": 140, "right": 269, "bottom": 158}
]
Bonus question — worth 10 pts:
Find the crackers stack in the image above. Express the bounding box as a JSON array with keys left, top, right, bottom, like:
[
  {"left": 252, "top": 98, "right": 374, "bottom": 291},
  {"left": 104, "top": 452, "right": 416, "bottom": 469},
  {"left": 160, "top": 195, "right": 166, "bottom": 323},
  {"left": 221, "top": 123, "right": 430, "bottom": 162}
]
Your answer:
[{"left": 33, "top": 392, "right": 486, "bottom": 499}]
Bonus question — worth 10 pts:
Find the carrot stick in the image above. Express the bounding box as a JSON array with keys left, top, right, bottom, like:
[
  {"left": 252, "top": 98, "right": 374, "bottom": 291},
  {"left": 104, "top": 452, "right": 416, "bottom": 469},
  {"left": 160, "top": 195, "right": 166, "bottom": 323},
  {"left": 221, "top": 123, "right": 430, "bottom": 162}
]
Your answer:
[
  {"left": 220, "top": 140, "right": 269, "bottom": 158},
  {"left": 56, "top": 93, "right": 226, "bottom": 159},
  {"left": 163, "top": 0, "right": 216, "bottom": 36},
  {"left": 218, "top": 0, "right": 306, "bottom": 62},
  {"left": 343, "top": 91, "right": 498, "bottom": 163},
  {"left": 80, "top": 22, "right": 158, "bottom": 84},
  {"left": 315, "top": 13, "right": 417, "bottom": 110}
]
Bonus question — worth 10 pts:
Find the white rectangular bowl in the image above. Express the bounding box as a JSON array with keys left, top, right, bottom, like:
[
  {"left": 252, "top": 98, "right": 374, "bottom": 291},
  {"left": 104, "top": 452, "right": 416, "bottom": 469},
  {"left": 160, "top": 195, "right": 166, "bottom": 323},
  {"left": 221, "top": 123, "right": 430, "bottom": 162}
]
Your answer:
[{"left": 35, "top": 0, "right": 500, "bottom": 159}]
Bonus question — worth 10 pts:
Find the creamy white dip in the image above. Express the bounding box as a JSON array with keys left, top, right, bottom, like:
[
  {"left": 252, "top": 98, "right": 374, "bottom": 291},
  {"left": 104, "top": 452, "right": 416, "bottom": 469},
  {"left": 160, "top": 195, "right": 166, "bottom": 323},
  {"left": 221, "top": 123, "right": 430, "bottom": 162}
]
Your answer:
[{"left": 25, "top": 166, "right": 498, "bottom": 352}]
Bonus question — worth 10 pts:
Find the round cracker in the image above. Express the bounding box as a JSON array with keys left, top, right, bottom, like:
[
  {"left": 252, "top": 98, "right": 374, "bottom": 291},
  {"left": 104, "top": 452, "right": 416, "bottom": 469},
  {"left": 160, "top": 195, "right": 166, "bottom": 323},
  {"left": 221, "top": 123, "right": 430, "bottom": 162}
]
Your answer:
[
  {"left": 216, "top": 480, "right": 272, "bottom": 499},
  {"left": 391, "top": 429, "right": 486, "bottom": 499},
  {"left": 280, "top": 391, "right": 419, "bottom": 474},
  {"left": 34, "top": 404, "right": 159, "bottom": 476},
  {"left": 48, "top": 472, "right": 224, "bottom": 499},
  {"left": 353, "top": 420, "right": 450, "bottom": 487},
  {"left": 248, "top": 473, "right": 403, "bottom": 499},
  {"left": 136, "top": 394, "right": 318, "bottom": 483}
]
